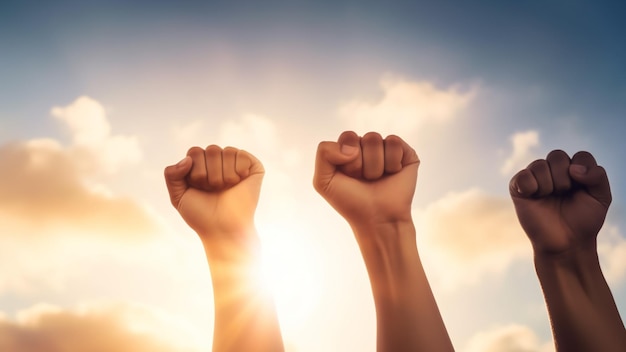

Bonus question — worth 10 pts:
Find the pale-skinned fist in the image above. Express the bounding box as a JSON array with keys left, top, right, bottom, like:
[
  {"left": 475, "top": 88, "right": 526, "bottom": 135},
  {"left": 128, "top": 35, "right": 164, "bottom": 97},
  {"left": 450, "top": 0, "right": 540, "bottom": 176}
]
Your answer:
[
  {"left": 509, "top": 150, "right": 612, "bottom": 255},
  {"left": 313, "top": 131, "right": 420, "bottom": 228},
  {"left": 164, "top": 145, "right": 264, "bottom": 239}
]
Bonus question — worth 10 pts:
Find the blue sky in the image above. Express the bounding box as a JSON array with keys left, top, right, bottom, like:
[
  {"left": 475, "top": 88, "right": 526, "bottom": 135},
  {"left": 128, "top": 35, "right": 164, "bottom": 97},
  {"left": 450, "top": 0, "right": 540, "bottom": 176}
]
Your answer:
[{"left": 1, "top": 1, "right": 625, "bottom": 351}]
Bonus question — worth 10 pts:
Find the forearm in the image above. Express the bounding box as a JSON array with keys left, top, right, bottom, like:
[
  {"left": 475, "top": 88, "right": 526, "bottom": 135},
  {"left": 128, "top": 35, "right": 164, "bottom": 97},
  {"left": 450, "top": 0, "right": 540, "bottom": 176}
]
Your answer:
[
  {"left": 201, "top": 231, "right": 284, "bottom": 352},
  {"left": 534, "top": 246, "right": 626, "bottom": 352},
  {"left": 352, "top": 221, "right": 454, "bottom": 352}
]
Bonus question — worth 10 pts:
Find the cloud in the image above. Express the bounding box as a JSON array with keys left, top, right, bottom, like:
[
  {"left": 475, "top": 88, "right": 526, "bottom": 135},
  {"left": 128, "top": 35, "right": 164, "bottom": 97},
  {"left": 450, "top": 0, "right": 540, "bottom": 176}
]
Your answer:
[
  {"left": 415, "top": 188, "right": 530, "bottom": 289},
  {"left": 0, "top": 237, "right": 78, "bottom": 294},
  {"left": 0, "top": 97, "right": 168, "bottom": 294},
  {"left": 338, "top": 75, "right": 477, "bottom": 136},
  {"left": 415, "top": 186, "right": 626, "bottom": 290},
  {"left": 0, "top": 302, "right": 203, "bottom": 352},
  {"left": 217, "top": 114, "right": 280, "bottom": 153},
  {"left": 0, "top": 139, "right": 157, "bottom": 238},
  {"left": 464, "top": 324, "right": 553, "bottom": 352},
  {"left": 500, "top": 130, "right": 540, "bottom": 175},
  {"left": 51, "top": 96, "right": 141, "bottom": 174},
  {"left": 0, "top": 96, "right": 157, "bottom": 239},
  {"left": 597, "top": 225, "right": 626, "bottom": 285},
  {"left": 172, "top": 119, "right": 206, "bottom": 147},
  {"left": 172, "top": 114, "right": 301, "bottom": 172}
]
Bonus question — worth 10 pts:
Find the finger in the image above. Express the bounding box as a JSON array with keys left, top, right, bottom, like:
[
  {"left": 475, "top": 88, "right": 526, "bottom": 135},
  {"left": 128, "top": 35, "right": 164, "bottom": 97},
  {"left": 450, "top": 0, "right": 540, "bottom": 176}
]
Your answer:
[
  {"left": 398, "top": 138, "right": 420, "bottom": 190},
  {"left": 528, "top": 159, "right": 553, "bottom": 197},
  {"left": 570, "top": 151, "right": 598, "bottom": 168},
  {"left": 205, "top": 145, "right": 224, "bottom": 190},
  {"left": 222, "top": 147, "right": 241, "bottom": 187},
  {"left": 509, "top": 168, "right": 538, "bottom": 198},
  {"left": 313, "top": 140, "right": 360, "bottom": 193},
  {"left": 383, "top": 135, "right": 403, "bottom": 174},
  {"left": 337, "top": 130, "right": 362, "bottom": 178},
  {"left": 235, "top": 149, "right": 265, "bottom": 179},
  {"left": 361, "top": 132, "right": 384, "bottom": 180},
  {"left": 398, "top": 136, "right": 420, "bottom": 167},
  {"left": 164, "top": 156, "right": 193, "bottom": 207},
  {"left": 546, "top": 150, "right": 572, "bottom": 194},
  {"left": 186, "top": 146, "right": 209, "bottom": 189},
  {"left": 569, "top": 152, "right": 612, "bottom": 207}
]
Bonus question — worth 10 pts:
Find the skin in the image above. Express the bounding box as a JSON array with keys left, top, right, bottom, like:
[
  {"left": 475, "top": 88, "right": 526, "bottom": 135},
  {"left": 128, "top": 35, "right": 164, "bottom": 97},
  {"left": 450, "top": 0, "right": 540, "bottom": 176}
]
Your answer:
[
  {"left": 313, "top": 131, "right": 454, "bottom": 352},
  {"left": 510, "top": 150, "right": 626, "bottom": 352},
  {"left": 164, "top": 145, "right": 284, "bottom": 352}
]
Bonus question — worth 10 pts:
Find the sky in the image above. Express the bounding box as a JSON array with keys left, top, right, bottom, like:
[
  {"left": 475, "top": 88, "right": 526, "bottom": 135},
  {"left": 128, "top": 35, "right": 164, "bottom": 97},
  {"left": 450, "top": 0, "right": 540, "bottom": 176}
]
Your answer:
[{"left": 1, "top": 0, "right": 626, "bottom": 351}]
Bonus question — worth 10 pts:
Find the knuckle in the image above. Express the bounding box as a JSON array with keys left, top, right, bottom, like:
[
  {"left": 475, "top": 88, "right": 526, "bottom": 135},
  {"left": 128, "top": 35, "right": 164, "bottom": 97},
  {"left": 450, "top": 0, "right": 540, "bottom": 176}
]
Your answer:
[
  {"left": 362, "top": 131, "right": 383, "bottom": 142},
  {"left": 528, "top": 159, "right": 548, "bottom": 170},
  {"left": 546, "top": 149, "right": 569, "bottom": 160},
  {"left": 187, "top": 146, "right": 204, "bottom": 156},
  {"left": 338, "top": 130, "right": 359, "bottom": 140},
  {"left": 223, "top": 146, "right": 239, "bottom": 156},
  {"left": 205, "top": 144, "right": 222, "bottom": 155},
  {"left": 384, "top": 134, "right": 402, "bottom": 144}
]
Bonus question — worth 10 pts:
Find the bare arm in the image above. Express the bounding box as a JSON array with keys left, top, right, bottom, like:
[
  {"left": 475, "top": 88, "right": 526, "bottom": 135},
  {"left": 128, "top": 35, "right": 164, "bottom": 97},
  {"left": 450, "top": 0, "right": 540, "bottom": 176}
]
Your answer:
[
  {"left": 313, "top": 131, "right": 454, "bottom": 352},
  {"left": 165, "top": 145, "right": 284, "bottom": 352},
  {"left": 510, "top": 150, "right": 626, "bottom": 352}
]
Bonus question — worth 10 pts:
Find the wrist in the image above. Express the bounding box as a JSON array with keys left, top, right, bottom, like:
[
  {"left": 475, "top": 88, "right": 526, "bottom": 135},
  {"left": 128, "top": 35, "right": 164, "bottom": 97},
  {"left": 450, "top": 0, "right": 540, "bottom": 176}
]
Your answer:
[
  {"left": 533, "top": 243, "right": 605, "bottom": 293},
  {"left": 353, "top": 221, "right": 418, "bottom": 267},
  {"left": 199, "top": 226, "right": 262, "bottom": 264},
  {"left": 533, "top": 242, "right": 600, "bottom": 270},
  {"left": 352, "top": 220, "right": 421, "bottom": 293},
  {"left": 351, "top": 219, "right": 416, "bottom": 243},
  {"left": 202, "top": 230, "right": 266, "bottom": 294}
]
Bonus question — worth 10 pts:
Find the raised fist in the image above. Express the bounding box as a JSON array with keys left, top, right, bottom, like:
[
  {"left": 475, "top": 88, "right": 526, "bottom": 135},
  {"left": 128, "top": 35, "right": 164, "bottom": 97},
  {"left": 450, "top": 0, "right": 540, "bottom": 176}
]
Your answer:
[
  {"left": 164, "top": 145, "right": 264, "bottom": 238},
  {"left": 313, "top": 131, "right": 420, "bottom": 228},
  {"left": 509, "top": 150, "right": 611, "bottom": 255}
]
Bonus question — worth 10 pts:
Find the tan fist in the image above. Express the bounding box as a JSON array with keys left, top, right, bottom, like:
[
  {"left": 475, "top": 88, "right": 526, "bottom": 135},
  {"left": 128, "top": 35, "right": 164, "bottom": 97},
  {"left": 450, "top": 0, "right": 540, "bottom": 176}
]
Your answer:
[
  {"left": 164, "top": 145, "right": 264, "bottom": 238},
  {"left": 313, "top": 131, "right": 420, "bottom": 228}
]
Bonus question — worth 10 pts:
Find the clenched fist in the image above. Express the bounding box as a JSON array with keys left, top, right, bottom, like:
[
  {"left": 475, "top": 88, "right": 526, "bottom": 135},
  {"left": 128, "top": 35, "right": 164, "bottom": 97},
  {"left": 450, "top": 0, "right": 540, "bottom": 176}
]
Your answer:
[
  {"left": 313, "top": 131, "right": 420, "bottom": 228},
  {"left": 509, "top": 150, "right": 612, "bottom": 255},
  {"left": 164, "top": 145, "right": 264, "bottom": 239}
]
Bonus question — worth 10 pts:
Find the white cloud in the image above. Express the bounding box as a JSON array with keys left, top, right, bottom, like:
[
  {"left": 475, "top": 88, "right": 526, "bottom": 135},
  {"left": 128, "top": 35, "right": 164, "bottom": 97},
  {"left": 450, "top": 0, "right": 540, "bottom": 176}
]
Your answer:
[
  {"left": 172, "top": 119, "right": 206, "bottom": 146},
  {"left": 597, "top": 225, "right": 626, "bottom": 285},
  {"left": 0, "top": 97, "right": 161, "bottom": 294},
  {"left": 0, "top": 140, "right": 158, "bottom": 239},
  {"left": 338, "top": 75, "right": 477, "bottom": 136},
  {"left": 0, "top": 302, "right": 204, "bottom": 352},
  {"left": 0, "top": 236, "right": 80, "bottom": 294},
  {"left": 501, "top": 130, "right": 540, "bottom": 175},
  {"left": 217, "top": 114, "right": 279, "bottom": 152},
  {"left": 415, "top": 188, "right": 530, "bottom": 289},
  {"left": 464, "top": 324, "right": 553, "bottom": 352},
  {"left": 414, "top": 185, "right": 626, "bottom": 290},
  {"left": 172, "top": 114, "right": 302, "bottom": 172},
  {"left": 0, "top": 96, "right": 156, "bottom": 238},
  {"left": 51, "top": 96, "right": 141, "bottom": 174}
]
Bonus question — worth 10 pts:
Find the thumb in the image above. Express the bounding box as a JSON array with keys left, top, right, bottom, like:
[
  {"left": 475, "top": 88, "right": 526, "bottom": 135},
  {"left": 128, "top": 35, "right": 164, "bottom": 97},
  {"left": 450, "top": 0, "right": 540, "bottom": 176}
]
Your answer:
[
  {"left": 313, "top": 141, "right": 359, "bottom": 193},
  {"left": 569, "top": 164, "right": 612, "bottom": 207},
  {"left": 164, "top": 156, "right": 193, "bottom": 208}
]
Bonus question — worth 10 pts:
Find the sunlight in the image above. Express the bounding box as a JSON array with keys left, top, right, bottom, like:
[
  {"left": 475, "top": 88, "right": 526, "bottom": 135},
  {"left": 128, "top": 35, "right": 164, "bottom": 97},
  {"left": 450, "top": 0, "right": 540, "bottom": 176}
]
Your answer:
[{"left": 258, "top": 222, "right": 323, "bottom": 332}]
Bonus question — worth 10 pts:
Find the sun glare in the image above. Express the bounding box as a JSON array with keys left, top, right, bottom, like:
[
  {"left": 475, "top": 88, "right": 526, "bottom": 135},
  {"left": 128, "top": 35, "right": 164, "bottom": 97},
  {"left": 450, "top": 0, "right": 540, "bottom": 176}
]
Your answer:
[{"left": 258, "top": 222, "right": 323, "bottom": 332}]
